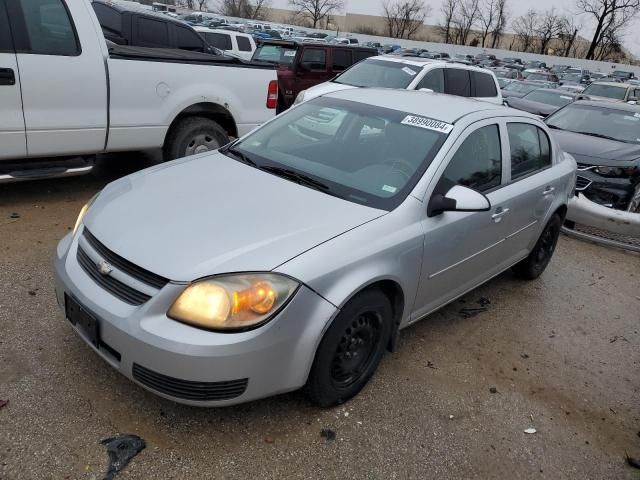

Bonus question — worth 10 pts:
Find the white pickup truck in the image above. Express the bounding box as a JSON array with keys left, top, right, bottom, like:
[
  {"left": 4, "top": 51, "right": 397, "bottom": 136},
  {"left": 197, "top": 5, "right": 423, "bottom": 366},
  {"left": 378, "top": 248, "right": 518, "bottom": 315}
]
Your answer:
[{"left": 0, "top": 0, "right": 278, "bottom": 182}]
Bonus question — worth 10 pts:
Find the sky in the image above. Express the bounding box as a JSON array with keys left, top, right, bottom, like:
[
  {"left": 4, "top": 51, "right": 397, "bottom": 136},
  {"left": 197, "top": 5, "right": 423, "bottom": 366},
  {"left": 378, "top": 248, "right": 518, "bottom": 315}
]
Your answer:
[{"left": 269, "top": 0, "right": 640, "bottom": 56}]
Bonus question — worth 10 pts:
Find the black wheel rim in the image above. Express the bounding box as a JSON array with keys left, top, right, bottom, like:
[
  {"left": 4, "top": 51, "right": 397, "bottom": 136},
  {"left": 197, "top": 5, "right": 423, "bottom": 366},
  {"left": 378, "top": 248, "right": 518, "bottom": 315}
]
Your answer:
[
  {"left": 535, "top": 222, "right": 559, "bottom": 266},
  {"left": 330, "top": 312, "right": 382, "bottom": 389}
]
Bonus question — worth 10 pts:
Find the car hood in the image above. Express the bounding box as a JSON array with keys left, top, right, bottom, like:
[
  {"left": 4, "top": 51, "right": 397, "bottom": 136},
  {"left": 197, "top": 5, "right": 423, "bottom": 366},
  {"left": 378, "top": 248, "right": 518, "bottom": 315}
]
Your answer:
[
  {"left": 506, "top": 98, "right": 559, "bottom": 117},
  {"left": 84, "top": 153, "right": 385, "bottom": 282},
  {"left": 304, "top": 82, "right": 357, "bottom": 102},
  {"left": 550, "top": 129, "right": 640, "bottom": 163}
]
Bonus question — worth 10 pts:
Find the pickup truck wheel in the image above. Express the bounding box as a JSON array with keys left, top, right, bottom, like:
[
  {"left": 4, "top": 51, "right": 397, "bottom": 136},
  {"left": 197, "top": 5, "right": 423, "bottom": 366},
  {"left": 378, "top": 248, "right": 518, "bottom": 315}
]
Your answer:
[
  {"left": 304, "top": 290, "right": 392, "bottom": 407},
  {"left": 512, "top": 214, "right": 562, "bottom": 280},
  {"left": 163, "top": 116, "right": 229, "bottom": 161}
]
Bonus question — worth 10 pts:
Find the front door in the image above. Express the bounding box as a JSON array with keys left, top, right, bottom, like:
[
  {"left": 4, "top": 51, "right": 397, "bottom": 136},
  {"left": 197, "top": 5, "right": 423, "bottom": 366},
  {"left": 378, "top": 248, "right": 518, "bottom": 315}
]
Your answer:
[
  {"left": 7, "top": 0, "right": 107, "bottom": 157},
  {"left": 0, "top": 0, "right": 26, "bottom": 160},
  {"left": 412, "top": 120, "right": 512, "bottom": 320},
  {"left": 296, "top": 46, "right": 330, "bottom": 95}
]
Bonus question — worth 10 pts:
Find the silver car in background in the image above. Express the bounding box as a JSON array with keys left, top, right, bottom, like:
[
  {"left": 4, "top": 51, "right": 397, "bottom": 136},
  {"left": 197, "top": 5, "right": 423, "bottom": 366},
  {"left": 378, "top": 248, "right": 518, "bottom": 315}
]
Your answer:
[{"left": 54, "top": 90, "right": 576, "bottom": 407}]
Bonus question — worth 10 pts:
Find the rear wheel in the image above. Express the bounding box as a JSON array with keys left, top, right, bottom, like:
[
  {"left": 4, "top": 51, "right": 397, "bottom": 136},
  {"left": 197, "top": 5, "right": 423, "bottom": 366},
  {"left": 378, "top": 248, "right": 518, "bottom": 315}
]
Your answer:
[
  {"left": 163, "top": 116, "right": 229, "bottom": 161},
  {"left": 513, "top": 214, "right": 562, "bottom": 280},
  {"left": 304, "top": 290, "right": 392, "bottom": 407}
]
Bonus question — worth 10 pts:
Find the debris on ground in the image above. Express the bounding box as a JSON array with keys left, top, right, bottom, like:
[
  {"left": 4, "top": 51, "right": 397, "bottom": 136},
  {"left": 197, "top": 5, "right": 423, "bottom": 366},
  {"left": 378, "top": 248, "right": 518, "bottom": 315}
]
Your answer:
[
  {"left": 478, "top": 297, "right": 491, "bottom": 307},
  {"left": 448, "top": 415, "right": 454, "bottom": 420},
  {"left": 427, "top": 361, "right": 437, "bottom": 369},
  {"left": 458, "top": 297, "right": 492, "bottom": 318},
  {"left": 101, "top": 434, "right": 146, "bottom": 480},
  {"left": 264, "top": 437, "right": 274, "bottom": 444},
  {"left": 9, "top": 213, "right": 20, "bottom": 219},
  {"left": 521, "top": 353, "right": 529, "bottom": 359},
  {"left": 320, "top": 429, "right": 336, "bottom": 441},
  {"left": 0, "top": 399, "right": 8, "bottom": 410},
  {"left": 524, "top": 428, "right": 537, "bottom": 434},
  {"left": 489, "top": 387, "right": 497, "bottom": 394},
  {"left": 625, "top": 453, "right": 640, "bottom": 469},
  {"left": 609, "top": 336, "right": 629, "bottom": 343}
]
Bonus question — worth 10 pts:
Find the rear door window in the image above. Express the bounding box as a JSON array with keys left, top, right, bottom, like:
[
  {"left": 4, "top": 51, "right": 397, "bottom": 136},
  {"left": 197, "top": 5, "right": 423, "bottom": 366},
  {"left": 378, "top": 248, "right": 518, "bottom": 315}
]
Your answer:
[
  {"left": 301, "top": 48, "right": 326, "bottom": 71},
  {"left": 136, "top": 16, "right": 170, "bottom": 48},
  {"left": 416, "top": 68, "right": 444, "bottom": 93},
  {"left": 508, "top": 123, "right": 552, "bottom": 180},
  {"left": 236, "top": 35, "right": 252, "bottom": 52},
  {"left": 204, "top": 32, "right": 232, "bottom": 50},
  {"left": 15, "top": 0, "right": 80, "bottom": 56},
  {"left": 175, "top": 25, "right": 205, "bottom": 52},
  {"left": 472, "top": 71, "right": 497, "bottom": 97},
  {"left": 445, "top": 68, "right": 471, "bottom": 96},
  {"left": 354, "top": 49, "right": 374, "bottom": 62},
  {"left": 92, "top": 3, "right": 123, "bottom": 42},
  {"left": 332, "top": 49, "right": 352, "bottom": 72}
]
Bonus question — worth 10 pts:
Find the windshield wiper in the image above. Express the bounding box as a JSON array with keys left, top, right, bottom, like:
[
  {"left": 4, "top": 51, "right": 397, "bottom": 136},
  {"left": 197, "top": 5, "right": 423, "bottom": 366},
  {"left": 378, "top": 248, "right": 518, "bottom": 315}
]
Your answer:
[
  {"left": 259, "top": 165, "right": 330, "bottom": 192},
  {"left": 546, "top": 124, "right": 564, "bottom": 130},
  {"left": 222, "top": 146, "right": 257, "bottom": 167},
  {"left": 574, "top": 131, "right": 619, "bottom": 141}
]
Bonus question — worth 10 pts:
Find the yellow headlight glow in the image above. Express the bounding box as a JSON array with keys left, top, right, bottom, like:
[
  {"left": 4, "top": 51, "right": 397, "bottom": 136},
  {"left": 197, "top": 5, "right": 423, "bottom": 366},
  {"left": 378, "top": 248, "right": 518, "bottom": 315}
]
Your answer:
[
  {"left": 167, "top": 275, "right": 299, "bottom": 331},
  {"left": 73, "top": 194, "right": 98, "bottom": 234}
]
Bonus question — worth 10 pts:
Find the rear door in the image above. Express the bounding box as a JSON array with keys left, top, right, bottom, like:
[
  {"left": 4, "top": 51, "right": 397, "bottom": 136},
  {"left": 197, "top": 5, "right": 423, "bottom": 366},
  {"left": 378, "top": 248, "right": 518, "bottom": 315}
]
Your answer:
[
  {"left": 0, "top": 0, "right": 26, "bottom": 160},
  {"left": 492, "top": 119, "right": 559, "bottom": 270},
  {"left": 330, "top": 48, "right": 352, "bottom": 75},
  {"left": 7, "top": 0, "right": 107, "bottom": 157},
  {"left": 444, "top": 66, "right": 471, "bottom": 98}
]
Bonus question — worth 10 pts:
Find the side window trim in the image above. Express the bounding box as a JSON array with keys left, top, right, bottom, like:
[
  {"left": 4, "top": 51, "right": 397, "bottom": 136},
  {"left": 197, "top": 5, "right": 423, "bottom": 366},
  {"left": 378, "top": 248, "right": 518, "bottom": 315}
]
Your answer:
[
  {"left": 0, "top": 0, "right": 15, "bottom": 53},
  {"left": 6, "top": 0, "right": 82, "bottom": 57},
  {"left": 503, "top": 119, "right": 555, "bottom": 185}
]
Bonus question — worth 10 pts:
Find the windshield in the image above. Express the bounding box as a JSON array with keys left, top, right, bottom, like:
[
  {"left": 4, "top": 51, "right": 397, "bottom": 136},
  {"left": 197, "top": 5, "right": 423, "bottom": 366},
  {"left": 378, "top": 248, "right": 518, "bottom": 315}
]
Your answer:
[
  {"left": 334, "top": 59, "right": 420, "bottom": 89},
  {"left": 546, "top": 104, "right": 640, "bottom": 144},
  {"left": 528, "top": 73, "right": 555, "bottom": 82},
  {"left": 583, "top": 83, "right": 626, "bottom": 100},
  {"left": 253, "top": 44, "right": 297, "bottom": 64},
  {"left": 226, "top": 98, "right": 448, "bottom": 210},
  {"left": 524, "top": 90, "right": 574, "bottom": 106}
]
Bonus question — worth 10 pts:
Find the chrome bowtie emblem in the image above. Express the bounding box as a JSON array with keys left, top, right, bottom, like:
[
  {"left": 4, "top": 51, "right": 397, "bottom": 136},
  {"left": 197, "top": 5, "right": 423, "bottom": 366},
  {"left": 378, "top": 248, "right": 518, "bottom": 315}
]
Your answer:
[{"left": 97, "top": 260, "right": 113, "bottom": 276}]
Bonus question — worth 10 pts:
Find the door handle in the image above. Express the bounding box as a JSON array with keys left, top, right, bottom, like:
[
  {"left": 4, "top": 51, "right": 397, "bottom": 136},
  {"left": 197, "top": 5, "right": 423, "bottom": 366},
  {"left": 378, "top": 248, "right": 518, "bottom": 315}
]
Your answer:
[
  {"left": 0, "top": 68, "right": 15, "bottom": 86},
  {"left": 491, "top": 207, "right": 510, "bottom": 222},
  {"left": 542, "top": 186, "right": 555, "bottom": 195}
]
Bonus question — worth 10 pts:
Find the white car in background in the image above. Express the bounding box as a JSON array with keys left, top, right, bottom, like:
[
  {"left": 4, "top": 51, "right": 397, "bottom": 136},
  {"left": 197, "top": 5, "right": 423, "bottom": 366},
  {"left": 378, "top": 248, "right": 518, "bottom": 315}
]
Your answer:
[
  {"left": 295, "top": 56, "right": 502, "bottom": 106},
  {"left": 194, "top": 27, "right": 257, "bottom": 61}
]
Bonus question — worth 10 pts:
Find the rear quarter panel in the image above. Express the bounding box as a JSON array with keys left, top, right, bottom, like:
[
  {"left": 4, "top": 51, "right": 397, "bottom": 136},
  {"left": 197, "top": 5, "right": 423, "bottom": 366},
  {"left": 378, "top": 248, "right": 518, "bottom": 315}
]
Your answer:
[{"left": 106, "top": 59, "right": 276, "bottom": 151}]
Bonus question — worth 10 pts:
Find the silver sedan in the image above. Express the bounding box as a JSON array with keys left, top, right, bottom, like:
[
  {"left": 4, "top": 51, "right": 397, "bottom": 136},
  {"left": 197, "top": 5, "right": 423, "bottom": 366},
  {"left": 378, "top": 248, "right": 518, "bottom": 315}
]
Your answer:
[{"left": 54, "top": 89, "right": 576, "bottom": 407}]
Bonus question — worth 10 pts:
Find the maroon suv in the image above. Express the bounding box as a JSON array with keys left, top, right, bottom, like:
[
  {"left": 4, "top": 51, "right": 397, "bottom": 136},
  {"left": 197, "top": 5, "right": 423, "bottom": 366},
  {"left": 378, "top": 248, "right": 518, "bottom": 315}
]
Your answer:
[{"left": 252, "top": 40, "right": 377, "bottom": 111}]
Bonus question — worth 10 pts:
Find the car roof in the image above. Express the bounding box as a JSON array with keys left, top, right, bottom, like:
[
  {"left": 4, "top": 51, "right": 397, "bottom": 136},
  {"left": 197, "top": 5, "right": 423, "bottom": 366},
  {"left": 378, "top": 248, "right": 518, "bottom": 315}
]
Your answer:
[
  {"left": 322, "top": 88, "right": 511, "bottom": 123},
  {"left": 93, "top": 0, "right": 186, "bottom": 25},
  {"left": 369, "top": 55, "right": 494, "bottom": 73},
  {"left": 194, "top": 26, "right": 249, "bottom": 36},
  {"left": 589, "top": 81, "right": 635, "bottom": 88},
  {"left": 571, "top": 99, "right": 640, "bottom": 112}
]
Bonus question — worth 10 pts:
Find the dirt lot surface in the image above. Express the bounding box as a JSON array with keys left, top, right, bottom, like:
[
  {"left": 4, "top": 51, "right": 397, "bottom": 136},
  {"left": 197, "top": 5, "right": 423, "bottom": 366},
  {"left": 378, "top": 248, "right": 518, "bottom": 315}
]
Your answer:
[{"left": 1, "top": 154, "right": 639, "bottom": 479}]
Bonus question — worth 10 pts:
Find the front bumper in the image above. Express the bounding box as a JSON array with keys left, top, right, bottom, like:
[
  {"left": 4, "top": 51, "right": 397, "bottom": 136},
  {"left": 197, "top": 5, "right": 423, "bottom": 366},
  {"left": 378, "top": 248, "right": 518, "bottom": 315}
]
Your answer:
[
  {"left": 575, "top": 169, "right": 636, "bottom": 210},
  {"left": 54, "top": 231, "right": 338, "bottom": 406}
]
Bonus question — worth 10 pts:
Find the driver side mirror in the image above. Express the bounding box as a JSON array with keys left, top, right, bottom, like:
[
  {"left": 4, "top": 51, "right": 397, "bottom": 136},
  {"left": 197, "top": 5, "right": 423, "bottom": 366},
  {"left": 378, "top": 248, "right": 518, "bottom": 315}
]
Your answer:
[{"left": 427, "top": 185, "right": 491, "bottom": 217}]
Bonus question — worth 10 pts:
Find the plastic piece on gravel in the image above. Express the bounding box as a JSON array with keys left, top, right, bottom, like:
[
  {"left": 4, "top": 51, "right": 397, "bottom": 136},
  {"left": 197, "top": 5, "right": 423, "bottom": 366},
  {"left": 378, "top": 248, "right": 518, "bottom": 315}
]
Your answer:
[
  {"left": 101, "top": 434, "right": 146, "bottom": 480},
  {"left": 524, "top": 428, "right": 537, "bottom": 434}
]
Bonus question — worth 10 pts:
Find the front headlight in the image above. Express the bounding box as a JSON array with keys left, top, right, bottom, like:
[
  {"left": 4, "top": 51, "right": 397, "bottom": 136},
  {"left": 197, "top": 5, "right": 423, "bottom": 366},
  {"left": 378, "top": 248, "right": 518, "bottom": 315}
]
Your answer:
[
  {"left": 168, "top": 274, "right": 299, "bottom": 331},
  {"left": 593, "top": 166, "right": 635, "bottom": 177},
  {"left": 73, "top": 194, "right": 98, "bottom": 234},
  {"left": 293, "top": 90, "right": 306, "bottom": 105}
]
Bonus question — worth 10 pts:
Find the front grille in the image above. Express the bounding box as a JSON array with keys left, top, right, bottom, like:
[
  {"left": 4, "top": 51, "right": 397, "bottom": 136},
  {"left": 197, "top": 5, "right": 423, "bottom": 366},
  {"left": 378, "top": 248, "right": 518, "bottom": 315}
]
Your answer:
[
  {"left": 83, "top": 229, "right": 169, "bottom": 289},
  {"left": 77, "top": 247, "right": 151, "bottom": 305},
  {"left": 132, "top": 364, "right": 248, "bottom": 401},
  {"left": 575, "top": 176, "right": 591, "bottom": 191}
]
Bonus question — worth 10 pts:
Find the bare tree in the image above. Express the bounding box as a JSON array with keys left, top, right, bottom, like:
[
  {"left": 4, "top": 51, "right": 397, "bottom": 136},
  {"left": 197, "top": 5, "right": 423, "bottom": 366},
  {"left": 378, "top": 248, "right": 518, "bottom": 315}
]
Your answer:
[
  {"left": 439, "top": 0, "right": 459, "bottom": 44},
  {"left": 382, "top": 0, "right": 431, "bottom": 39},
  {"left": 452, "top": 0, "right": 480, "bottom": 45},
  {"left": 489, "top": 0, "right": 507, "bottom": 48},
  {"left": 216, "top": 0, "right": 271, "bottom": 19},
  {"left": 577, "top": 0, "right": 640, "bottom": 59},
  {"left": 288, "top": 0, "right": 344, "bottom": 28},
  {"left": 197, "top": 0, "right": 208, "bottom": 10},
  {"left": 478, "top": 0, "right": 496, "bottom": 48},
  {"left": 535, "top": 8, "right": 563, "bottom": 54},
  {"left": 512, "top": 9, "right": 539, "bottom": 52},
  {"left": 557, "top": 15, "right": 581, "bottom": 57}
]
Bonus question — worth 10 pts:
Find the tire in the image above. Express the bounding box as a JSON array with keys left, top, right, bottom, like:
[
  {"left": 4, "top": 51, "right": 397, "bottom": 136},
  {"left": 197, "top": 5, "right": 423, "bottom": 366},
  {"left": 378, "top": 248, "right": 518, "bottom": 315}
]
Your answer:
[
  {"left": 304, "top": 290, "right": 393, "bottom": 407},
  {"left": 162, "top": 116, "right": 230, "bottom": 162},
  {"left": 513, "top": 214, "right": 562, "bottom": 280}
]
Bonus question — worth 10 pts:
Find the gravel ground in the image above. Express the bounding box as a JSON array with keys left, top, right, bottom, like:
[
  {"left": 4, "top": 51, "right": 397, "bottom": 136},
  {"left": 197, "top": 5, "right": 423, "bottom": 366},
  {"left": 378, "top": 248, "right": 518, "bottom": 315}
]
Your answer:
[{"left": 1, "top": 154, "right": 639, "bottom": 479}]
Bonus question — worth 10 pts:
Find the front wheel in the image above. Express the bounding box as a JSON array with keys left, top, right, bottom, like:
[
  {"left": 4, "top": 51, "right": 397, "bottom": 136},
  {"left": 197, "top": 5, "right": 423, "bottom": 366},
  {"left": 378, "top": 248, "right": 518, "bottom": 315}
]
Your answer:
[
  {"left": 513, "top": 213, "right": 562, "bottom": 280},
  {"left": 304, "top": 290, "right": 393, "bottom": 407},
  {"left": 163, "top": 116, "right": 230, "bottom": 162}
]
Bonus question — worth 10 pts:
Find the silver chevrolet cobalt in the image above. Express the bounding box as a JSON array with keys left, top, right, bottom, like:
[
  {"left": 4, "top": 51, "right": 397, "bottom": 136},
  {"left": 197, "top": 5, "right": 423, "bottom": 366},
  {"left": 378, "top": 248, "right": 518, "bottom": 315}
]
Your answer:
[{"left": 54, "top": 89, "right": 576, "bottom": 407}]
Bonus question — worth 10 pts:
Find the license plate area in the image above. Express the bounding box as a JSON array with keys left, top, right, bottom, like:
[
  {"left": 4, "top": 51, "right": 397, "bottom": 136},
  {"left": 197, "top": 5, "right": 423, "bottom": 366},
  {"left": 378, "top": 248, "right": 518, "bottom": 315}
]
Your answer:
[{"left": 65, "top": 293, "right": 99, "bottom": 348}]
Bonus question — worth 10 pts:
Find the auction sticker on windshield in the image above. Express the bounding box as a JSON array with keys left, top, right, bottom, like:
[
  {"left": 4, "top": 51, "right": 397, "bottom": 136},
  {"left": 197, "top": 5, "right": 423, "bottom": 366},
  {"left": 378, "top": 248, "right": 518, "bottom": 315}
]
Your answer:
[{"left": 401, "top": 115, "right": 454, "bottom": 134}]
